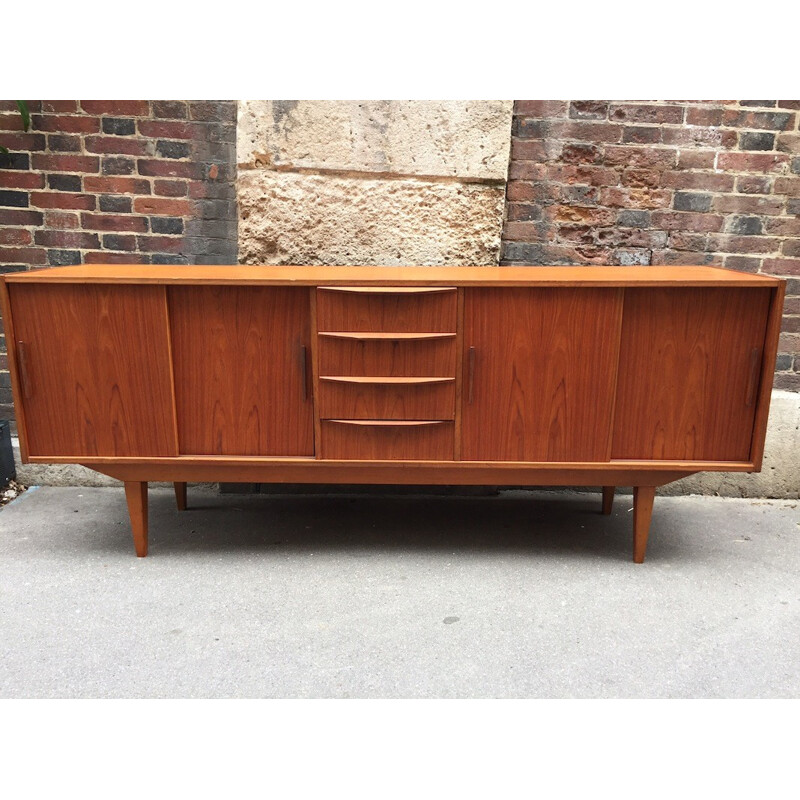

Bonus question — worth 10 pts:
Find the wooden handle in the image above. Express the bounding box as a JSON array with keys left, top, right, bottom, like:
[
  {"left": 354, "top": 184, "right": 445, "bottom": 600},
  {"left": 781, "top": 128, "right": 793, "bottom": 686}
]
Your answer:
[
  {"left": 328, "top": 419, "right": 449, "bottom": 427},
  {"left": 745, "top": 347, "right": 761, "bottom": 407},
  {"left": 301, "top": 345, "right": 308, "bottom": 401},
  {"left": 468, "top": 346, "right": 476, "bottom": 404},
  {"left": 16, "top": 341, "right": 32, "bottom": 399}
]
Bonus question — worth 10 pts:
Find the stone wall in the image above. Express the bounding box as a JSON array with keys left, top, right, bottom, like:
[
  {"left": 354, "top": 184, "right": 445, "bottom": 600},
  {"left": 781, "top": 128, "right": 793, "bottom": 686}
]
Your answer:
[{"left": 237, "top": 101, "right": 512, "bottom": 265}]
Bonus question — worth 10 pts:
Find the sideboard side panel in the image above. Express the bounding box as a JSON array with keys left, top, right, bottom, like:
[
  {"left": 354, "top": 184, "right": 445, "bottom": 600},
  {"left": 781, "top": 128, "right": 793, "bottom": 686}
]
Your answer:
[
  {"left": 612, "top": 287, "right": 772, "bottom": 462},
  {"left": 8, "top": 283, "right": 178, "bottom": 458},
  {"left": 461, "top": 287, "right": 624, "bottom": 462},
  {"left": 168, "top": 286, "right": 314, "bottom": 456}
]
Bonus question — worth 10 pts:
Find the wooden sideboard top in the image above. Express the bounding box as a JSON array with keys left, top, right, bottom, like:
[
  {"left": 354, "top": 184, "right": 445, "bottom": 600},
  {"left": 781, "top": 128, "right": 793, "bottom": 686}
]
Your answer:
[{"left": 1, "top": 264, "right": 783, "bottom": 287}]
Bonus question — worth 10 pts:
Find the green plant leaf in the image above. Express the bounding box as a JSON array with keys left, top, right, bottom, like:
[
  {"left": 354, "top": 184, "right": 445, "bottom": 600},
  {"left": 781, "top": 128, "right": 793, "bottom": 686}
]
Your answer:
[
  {"left": 0, "top": 145, "right": 8, "bottom": 154},
  {"left": 16, "top": 100, "right": 30, "bottom": 132}
]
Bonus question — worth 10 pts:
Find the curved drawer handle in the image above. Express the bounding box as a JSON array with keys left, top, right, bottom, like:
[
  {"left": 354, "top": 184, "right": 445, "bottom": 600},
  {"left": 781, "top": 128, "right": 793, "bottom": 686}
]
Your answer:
[
  {"left": 327, "top": 420, "right": 450, "bottom": 427},
  {"left": 468, "top": 346, "right": 476, "bottom": 404},
  {"left": 17, "top": 341, "right": 32, "bottom": 399},
  {"left": 745, "top": 347, "right": 761, "bottom": 407}
]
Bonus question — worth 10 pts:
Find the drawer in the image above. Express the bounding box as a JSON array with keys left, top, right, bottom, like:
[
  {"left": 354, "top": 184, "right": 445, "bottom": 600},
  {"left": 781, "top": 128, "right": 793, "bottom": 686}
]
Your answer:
[
  {"left": 318, "top": 377, "right": 455, "bottom": 420},
  {"left": 320, "top": 420, "right": 454, "bottom": 460},
  {"left": 318, "top": 333, "right": 456, "bottom": 377},
  {"left": 317, "top": 287, "right": 457, "bottom": 332}
]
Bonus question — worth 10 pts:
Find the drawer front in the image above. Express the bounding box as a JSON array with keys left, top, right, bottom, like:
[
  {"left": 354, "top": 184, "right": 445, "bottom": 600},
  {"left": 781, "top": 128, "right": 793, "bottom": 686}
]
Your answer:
[
  {"left": 318, "top": 334, "right": 456, "bottom": 377},
  {"left": 320, "top": 420, "right": 454, "bottom": 460},
  {"left": 318, "top": 378, "right": 455, "bottom": 420},
  {"left": 317, "top": 287, "right": 457, "bottom": 332}
]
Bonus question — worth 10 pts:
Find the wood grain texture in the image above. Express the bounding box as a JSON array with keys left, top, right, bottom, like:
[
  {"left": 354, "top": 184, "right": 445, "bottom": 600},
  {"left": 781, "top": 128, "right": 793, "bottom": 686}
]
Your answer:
[
  {"left": 173, "top": 481, "right": 187, "bottom": 511},
  {"left": 750, "top": 284, "right": 787, "bottom": 469},
  {"left": 318, "top": 379, "right": 455, "bottom": 420},
  {"left": 0, "top": 280, "right": 31, "bottom": 462},
  {"left": 4, "top": 265, "right": 782, "bottom": 288},
  {"left": 602, "top": 486, "right": 615, "bottom": 515},
  {"left": 320, "top": 420, "right": 454, "bottom": 460},
  {"left": 317, "top": 287, "right": 457, "bottom": 332},
  {"left": 461, "top": 288, "right": 624, "bottom": 462},
  {"left": 168, "top": 286, "right": 313, "bottom": 456},
  {"left": 8, "top": 283, "right": 178, "bottom": 458},
  {"left": 124, "top": 481, "right": 148, "bottom": 557},
  {"left": 612, "top": 288, "right": 772, "bottom": 462},
  {"left": 633, "top": 486, "right": 656, "bottom": 564},
  {"left": 318, "top": 336, "right": 456, "bottom": 377}
]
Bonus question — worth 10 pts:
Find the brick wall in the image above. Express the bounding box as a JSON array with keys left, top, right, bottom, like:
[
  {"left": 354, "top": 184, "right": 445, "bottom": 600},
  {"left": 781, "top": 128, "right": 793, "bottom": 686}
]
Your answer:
[
  {"left": 501, "top": 100, "right": 800, "bottom": 390},
  {"left": 0, "top": 99, "right": 238, "bottom": 420}
]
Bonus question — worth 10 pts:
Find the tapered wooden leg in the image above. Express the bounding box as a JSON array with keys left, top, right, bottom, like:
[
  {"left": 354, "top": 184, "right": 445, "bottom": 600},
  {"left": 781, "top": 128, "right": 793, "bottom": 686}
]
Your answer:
[
  {"left": 174, "top": 481, "right": 187, "bottom": 511},
  {"left": 124, "top": 481, "right": 149, "bottom": 557},
  {"left": 601, "top": 485, "right": 615, "bottom": 515},
  {"left": 632, "top": 485, "right": 656, "bottom": 564}
]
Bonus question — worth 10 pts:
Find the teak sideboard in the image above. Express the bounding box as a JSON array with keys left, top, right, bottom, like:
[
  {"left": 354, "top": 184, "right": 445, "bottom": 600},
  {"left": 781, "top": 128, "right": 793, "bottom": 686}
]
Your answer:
[{"left": 0, "top": 265, "right": 785, "bottom": 562}]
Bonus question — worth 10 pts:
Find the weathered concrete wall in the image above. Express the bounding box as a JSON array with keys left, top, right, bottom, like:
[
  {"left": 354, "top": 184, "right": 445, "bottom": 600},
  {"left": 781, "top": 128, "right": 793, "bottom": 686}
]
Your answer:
[{"left": 237, "top": 100, "right": 513, "bottom": 265}]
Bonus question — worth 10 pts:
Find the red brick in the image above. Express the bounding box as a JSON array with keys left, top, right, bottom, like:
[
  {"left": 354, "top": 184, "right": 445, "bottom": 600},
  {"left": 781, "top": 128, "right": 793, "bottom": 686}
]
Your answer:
[
  {"left": 0, "top": 228, "right": 32, "bottom": 245},
  {"left": 598, "top": 187, "right": 672, "bottom": 209},
  {"left": 622, "top": 126, "right": 662, "bottom": 144},
  {"left": 547, "top": 205, "right": 616, "bottom": 226},
  {"left": 84, "top": 135, "right": 152, "bottom": 156},
  {"left": 604, "top": 146, "right": 677, "bottom": 168},
  {"left": 774, "top": 177, "right": 800, "bottom": 194},
  {"left": 783, "top": 298, "right": 800, "bottom": 313},
  {"left": 80, "top": 100, "right": 150, "bottom": 116},
  {"left": 137, "top": 120, "right": 194, "bottom": 139},
  {"left": 724, "top": 255, "right": 763, "bottom": 272},
  {"left": 677, "top": 151, "right": 716, "bottom": 169},
  {"left": 661, "top": 127, "right": 737, "bottom": 148},
  {"left": 774, "top": 373, "right": 800, "bottom": 390},
  {"left": 510, "top": 139, "right": 560, "bottom": 162},
  {"left": 0, "top": 171, "right": 45, "bottom": 189},
  {"left": 0, "top": 132, "right": 46, "bottom": 151},
  {"left": 685, "top": 107, "right": 724, "bottom": 126},
  {"left": 651, "top": 211, "right": 725, "bottom": 232},
  {"left": 31, "top": 153, "right": 100, "bottom": 173},
  {"left": 621, "top": 168, "right": 661, "bottom": 188},
  {"left": 31, "top": 114, "right": 100, "bottom": 133},
  {"left": 716, "top": 152, "right": 789, "bottom": 172},
  {"left": 706, "top": 234, "right": 774, "bottom": 253},
  {"left": 651, "top": 250, "right": 724, "bottom": 266},
  {"left": 560, "top": 143, "right": 601, "bottom": 164},
  {"left": 661, "top": 171, "right": 735, "bottom": 191},
  {"left": 0, "top": 246, "right": 46, "bottom": 264},
  {"left": 783, "top": 240, "right": 800, "bottom": 257},
  {"left": 43, "top": 211, "right": 80, "bottom": 229},
  {"left": 776, "top": 133, "right": 800, "bottom": 154},
  {"left": 136, "top": 159, "right": 204, "bottom": 179},
  {"left": 506, "top": 182, "right": 545, "bottom": 202},
  {"left": 764, "top": 258, "right": 800, "bottom": 276},
  {"left": 0, "top": 209, "right": 43, "bottom": 226},
  {"left": 562, "top": 165, "right": 619, "bottom": 186},
  {"left": 609, "top": 103, "right": 685, "bottom": 124},
  {"left": 84, "top": 176, "right": 151, "bottom": 194},
  {"left": 154, "top": 179, "right": 188, "bottom": 197},
  {"left": 736, "top": 176, "right": 772, "bottom": 194},
  {"left": 0, "top": 114, "right": 25, "bottom": 131},
  {"left": 765, "top": 217, "right": 800, "bottom": 236},
  {"left": 30, "top": 192, "right": 96, "bottom": 210},
  {"left": 41, "top": 101, "right": 79, "bottom": 112},
  {"left": 509, "top": 161, "right": 546, "bottom": 181},
  {"left": 722, "top": 109, "right": 796, "bottom": 130},
  {"left": 132, "top": 196, "right": 192, "bottom": 216},
  {"left": 668, "top": 231, "right": 708, "bottom": 251},
  {"left": 34, "top": 230, "right": 100, "bottom": 248},
  {"left": 79, "top": 213, "right": 149, "bottom": 232},
  {"left": 102, "top": 234, "right": 138, "bottom": 251},
  {"left": 562, "top": 121, "right": 622, "bottom": 143},
  {"left": 515, "top": 100, "right": 568, "bottom": 117},
  {"left": 137, "top": 235, "right": 184, "bottom": 253},
  {"left": 712, "top": 195, "right": 784, "bottom": 215},
  {"left": 504, "top": 221, "right": 551, "bottom": 241},
  {"left": 84, "top": 251, "right": 149, "bottom": 264},
  {"left": 778, "top": 101, "right": 800, "bottom": 110}
]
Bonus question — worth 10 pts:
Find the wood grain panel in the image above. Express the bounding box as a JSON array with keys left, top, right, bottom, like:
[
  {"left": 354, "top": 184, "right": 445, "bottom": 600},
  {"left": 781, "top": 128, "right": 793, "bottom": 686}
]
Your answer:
[
  {"left": 612, "top": 288, "right": 771, "bottom": 461},
  {"left": 461, "top": 288, "right": 623, "bottom": 462},
  {"left": 168, "top": 286, "right": 313, "bottom": 456},
  {"left": 317, "top": 287, "right": 457, "bottom": 332},
  {"left": 320, "top": 420, "right": 454, "bottom": 460},
  {"left": 318, "top": 335, "right": 456, "bottom": 377},
  {"left": 8, "top": 283, "right": 177, "bottom": 457},
  {"left": 318, "top": 378, "right": 455, "bottom": 420}
]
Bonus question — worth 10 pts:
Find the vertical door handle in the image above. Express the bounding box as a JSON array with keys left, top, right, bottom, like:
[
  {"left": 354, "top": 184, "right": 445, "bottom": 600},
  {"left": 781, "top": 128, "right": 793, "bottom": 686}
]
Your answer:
[
  {"left": 16, "top": 341, "right": 32, "bottom": 399},
  {"left": 301, "top": 345, "right": 309, "bottom": 401},
  {"left": 745, "top": 347, "right": 761, "bottom": 407},
  {"left": 468, "top": 346, "right": 476, "bottom": 405}
]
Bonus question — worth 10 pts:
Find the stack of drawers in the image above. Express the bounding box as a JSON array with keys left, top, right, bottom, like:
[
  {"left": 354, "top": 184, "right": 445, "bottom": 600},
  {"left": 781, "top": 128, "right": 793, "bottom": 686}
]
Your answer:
[{"left": 315, "top": 286, "right": 458, "bottom": 460}]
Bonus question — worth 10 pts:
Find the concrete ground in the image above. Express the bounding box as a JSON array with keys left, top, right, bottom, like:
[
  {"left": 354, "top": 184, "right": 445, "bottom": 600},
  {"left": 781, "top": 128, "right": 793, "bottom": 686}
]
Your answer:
[{"left": 0, "top": 485, "right": 798, "bottom": 698}]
